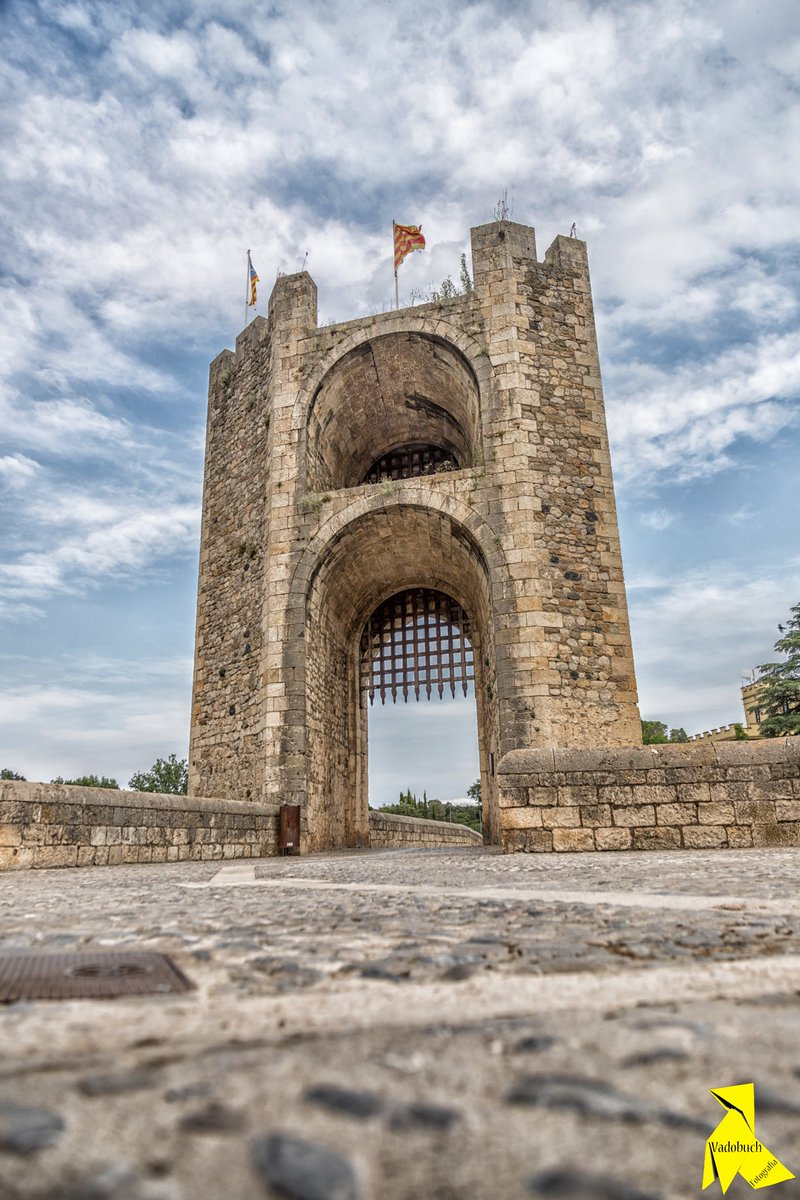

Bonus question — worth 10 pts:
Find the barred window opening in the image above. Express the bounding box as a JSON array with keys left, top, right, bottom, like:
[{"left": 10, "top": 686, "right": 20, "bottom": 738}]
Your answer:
[
  {"left": 362, "top": 444, "right": 459, "bottom": 485},
  {"left": 360, "top": 588, "right": 474, "bottom": 704}
]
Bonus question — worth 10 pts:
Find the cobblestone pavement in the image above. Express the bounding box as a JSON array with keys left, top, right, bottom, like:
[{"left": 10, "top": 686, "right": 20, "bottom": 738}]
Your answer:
[{"left": 1, "top": 847, "right": 800, "bottom": 1200}]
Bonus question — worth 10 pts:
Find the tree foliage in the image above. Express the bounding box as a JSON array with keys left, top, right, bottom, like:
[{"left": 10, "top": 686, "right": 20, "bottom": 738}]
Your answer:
[
  {"left": 752, "top": 603, "right": 800, "bottom": 737},
  {"left": 128, "top": 754, "right": 189, "bottom": 795},
  {"left": 378, "top": 787, "right": 481, "bottom": 832},
  {"left": 0, "top": 768, "right": 26, "bottom": 780},
  {"left": 51, "top": 775, "right": 119, "bottom": 789},
  {"left": 641, "top": 720, "right": 689, "bottom": 745}
]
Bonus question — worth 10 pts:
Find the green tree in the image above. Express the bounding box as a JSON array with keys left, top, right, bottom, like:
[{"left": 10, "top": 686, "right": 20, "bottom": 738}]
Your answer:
[
  {"left": 467, "top": 778, "right": 481, "bottom": 803},
  {"left": 641, "top": 720, "right": 669, "bottom": 744},
  {"left": 751, "top": 604, "right": 800, "bottom": 737},
  {"left": 52, "top": 775, "right": 119, "bottom": 789},
  {"left": 128, "top": 754, "right": 189, "bottom": 795},
  {"left": 447, "top": 803, "right": 482, "bottom": 832},
  {"left": 1, "top": 768, "right": 26, "bottom": 780},
  {"left": 641, "top": 721, "right": 688, "bottom": 744},
  {"left": 733, "top": 723, "right": 749, "bottom": 741}
]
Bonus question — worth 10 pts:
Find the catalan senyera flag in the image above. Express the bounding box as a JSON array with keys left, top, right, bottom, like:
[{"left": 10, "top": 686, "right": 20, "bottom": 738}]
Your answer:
[
  {"left": 393, "top": 223, "right": 426, "bottom": 272},
  {"left": 247, "top": 252, "right": 259, "bottom": 306}
]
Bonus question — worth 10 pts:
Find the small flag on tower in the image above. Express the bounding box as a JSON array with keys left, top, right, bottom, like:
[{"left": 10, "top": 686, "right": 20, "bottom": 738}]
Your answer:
[
  {"left": 393, "top": 223, "right": 426, "bottom": 271},
  {"left": 247, "top": 251, "right": 259, "bottom": 306}
]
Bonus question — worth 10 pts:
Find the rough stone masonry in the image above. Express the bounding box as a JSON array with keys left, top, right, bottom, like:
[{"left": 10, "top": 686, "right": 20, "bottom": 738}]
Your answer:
[{"left": 189, "top": 220, "right": 643, "bottom": 852}]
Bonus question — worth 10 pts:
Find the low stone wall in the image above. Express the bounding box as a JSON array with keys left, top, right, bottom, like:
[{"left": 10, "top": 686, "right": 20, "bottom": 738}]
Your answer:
[
  {"left": 0, "top": 781, "right": 278, "bottom": 871},
  {"left": 369, "top": 810, "right": 483, "bottom": 849},
  {"left": 498, "top": 739, "right": 800, "bottom": 852}
]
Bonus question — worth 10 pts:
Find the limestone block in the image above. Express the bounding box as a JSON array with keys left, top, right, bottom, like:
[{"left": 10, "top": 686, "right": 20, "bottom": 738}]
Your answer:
[
  {"left": 594, "top": 827, "right": 631, "bottom": 850},
  {"left": 552, "top": 828, "right": 595, "bottom": 852},
  {"left": 750, "top": 778, "right": 794, "bottom": 801},
  {"left": 697, "top": 802, "right": 735, "bottom": 825},
  {"left": 656, "top": 803, "right": 698, "bottom": 826},
  {"left": 0, "top": 824, "right": 21, "bottom": 846},
  {"left": 578, "top": 804, "right": 612, "bottom": 827},
  {"left": 526, "top": 786, "right": 560, "bottom": 807},
  {"left": 541, "top": 807, "right": 581, "bottom": 828},
  {"left": 628, "top": 784, "right": 678, "bottom": 806},
  {"left": 733, "top": 800, "right": 777, "bottom": 824},
  {"left": 630, "top": 827, "right": 681, "bottom": 851},
  {"left": 32, "top": 846, "right": 79, "bottom": 868},
  {"left": 682, "top": 826, "right": 727, "bottom": 849},
  {"left": 751, "top": 822, "right": 800, "bottom": 848},
  {"left": 612, "top": 805, "right": 655, "bottom": 827},
  {"left": 502, "top": 808, "right": 544, "bottom": 829}
]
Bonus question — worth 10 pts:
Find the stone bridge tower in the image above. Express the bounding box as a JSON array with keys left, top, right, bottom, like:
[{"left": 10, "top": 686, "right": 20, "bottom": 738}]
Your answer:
[{"left": 188, "top": 220, "right": 641, "bottom": 850}]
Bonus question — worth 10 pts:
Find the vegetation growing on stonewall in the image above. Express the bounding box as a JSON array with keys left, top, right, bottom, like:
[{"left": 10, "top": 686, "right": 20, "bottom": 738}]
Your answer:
[
  {"left": 375, "top": 784, "right": 482, "bottom": 832},
  {"left": 51, "top": 774, "right": 120, "bottom": 789},
  {"left": 751, "top": 602, "right": 800, "bottom": 737},
  {"left": 410, "top": 254, "right": 474, "bottom": 305}
]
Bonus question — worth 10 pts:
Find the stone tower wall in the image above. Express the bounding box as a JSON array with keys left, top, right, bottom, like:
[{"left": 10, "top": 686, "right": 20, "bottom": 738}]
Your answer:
[{"left": 188, "top": 220, "right": 641, "bottom": 851}]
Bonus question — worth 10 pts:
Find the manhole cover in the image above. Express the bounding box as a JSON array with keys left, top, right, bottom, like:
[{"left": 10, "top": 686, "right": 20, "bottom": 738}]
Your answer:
[{"left": 0, "top": 952, "right": 194, "bottom": 1001}]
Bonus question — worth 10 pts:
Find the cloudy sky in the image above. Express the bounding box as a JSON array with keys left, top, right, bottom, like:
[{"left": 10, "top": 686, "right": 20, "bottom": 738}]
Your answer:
[{"left": 1, "top": 0, "right": 798, "bottom": 804}]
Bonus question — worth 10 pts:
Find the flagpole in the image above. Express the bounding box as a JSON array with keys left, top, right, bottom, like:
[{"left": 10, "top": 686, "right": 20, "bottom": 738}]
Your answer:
[
  {"left": 393, "top": 221, "right": 399, "bottom": 310},
  {"left": 244, "top": 250, "right": 250, "bottom": 329}
]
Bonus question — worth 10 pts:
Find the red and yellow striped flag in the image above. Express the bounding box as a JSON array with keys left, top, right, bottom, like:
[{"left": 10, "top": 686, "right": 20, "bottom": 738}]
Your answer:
[
  {"left": 247, "top": 251, "right": 259, "bottom": 306},
  {"left": 393, "top": 223, "right": 426, "bottom": 271}
]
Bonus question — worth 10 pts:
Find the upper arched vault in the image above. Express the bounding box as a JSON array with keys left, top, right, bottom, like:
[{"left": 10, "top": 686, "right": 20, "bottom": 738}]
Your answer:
[{"left": 305, "top": 331, "right": 483, "bottom": 492}]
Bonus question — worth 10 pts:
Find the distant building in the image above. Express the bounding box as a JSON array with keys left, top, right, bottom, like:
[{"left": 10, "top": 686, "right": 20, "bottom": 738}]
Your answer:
[{"left": 688, "top": 681, "right": 764, "bottom": 743}]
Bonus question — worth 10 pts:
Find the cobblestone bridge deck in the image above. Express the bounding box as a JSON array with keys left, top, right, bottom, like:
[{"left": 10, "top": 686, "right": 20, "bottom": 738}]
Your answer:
[{"left": 1, "top": 847, "right": 799, "bottom": 1199}]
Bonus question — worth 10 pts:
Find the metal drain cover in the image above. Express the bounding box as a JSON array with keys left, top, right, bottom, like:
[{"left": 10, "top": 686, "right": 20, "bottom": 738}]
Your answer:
[{"left": 0, "top": 952, "right": 194, "bottom": 1002}]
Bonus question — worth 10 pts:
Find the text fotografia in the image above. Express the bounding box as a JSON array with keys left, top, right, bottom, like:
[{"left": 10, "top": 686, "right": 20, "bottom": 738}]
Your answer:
[{"left": 750, "top": 1160, "right": 782, "bottom": 1186}]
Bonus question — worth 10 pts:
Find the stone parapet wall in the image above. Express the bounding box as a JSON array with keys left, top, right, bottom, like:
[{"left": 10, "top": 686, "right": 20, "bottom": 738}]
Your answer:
[
  {"left": 0, "top": 782, "right": 278, "bottom": 871},
  {"left": 369, "top": 811, "right": 483, "bottom": 849},
  {"left": 498, "top": 739, "right": 800, "bottom": 852}
]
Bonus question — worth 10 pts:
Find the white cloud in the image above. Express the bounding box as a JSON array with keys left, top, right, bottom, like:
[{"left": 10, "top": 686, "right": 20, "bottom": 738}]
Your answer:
[
  {"left": 639, "top": 508, "right": 677, "bottom": 531},
  {"left": 629, "top": 563, "right": 800, "bottom": 733},
  {"left": 0, "top": 502, "right": 199, "bottom": 602},
  {"left": 0, "top": 394, "right": 134, "bottom": 457},
  {"left": 607, "top": 331, "right": 800, "bottom": 487},
  {"left": 0, "top": 454, "right": 40, "bottom": 487}
]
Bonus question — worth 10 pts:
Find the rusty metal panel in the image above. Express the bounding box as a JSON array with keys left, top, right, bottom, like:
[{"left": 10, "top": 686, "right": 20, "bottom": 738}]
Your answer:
[
  {"left": 279, "top": 804, "right": 301, "bottom": 853},
  {"left": 0, "top": 951, "right": 193, "bottom": 1002},
  {"left": 360, "top": 587, "right": 474, "bottom": 704}
]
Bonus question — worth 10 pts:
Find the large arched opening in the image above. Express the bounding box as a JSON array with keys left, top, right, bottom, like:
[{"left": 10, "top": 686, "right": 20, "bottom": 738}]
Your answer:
[
  {"left": 362, "top": 587, "right": 480, "bottom": 822},
  {"left": 305, "top": 332, "right": 483, "bottom": 492},
  {"left": 296, "top": 501, "right": 500, "bottom": 851}
]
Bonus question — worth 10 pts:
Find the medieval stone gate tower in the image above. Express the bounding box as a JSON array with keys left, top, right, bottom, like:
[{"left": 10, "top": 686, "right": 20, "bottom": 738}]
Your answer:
[{"left": 188, "top": 220, "right": 641, "bottom": 851}]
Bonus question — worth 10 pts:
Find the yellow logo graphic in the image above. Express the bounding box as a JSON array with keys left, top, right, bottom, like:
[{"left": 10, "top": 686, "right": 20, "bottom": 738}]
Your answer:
[{"left": 703, "top": 1083, "right": 794, "bottom": 1193}]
